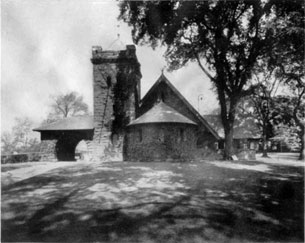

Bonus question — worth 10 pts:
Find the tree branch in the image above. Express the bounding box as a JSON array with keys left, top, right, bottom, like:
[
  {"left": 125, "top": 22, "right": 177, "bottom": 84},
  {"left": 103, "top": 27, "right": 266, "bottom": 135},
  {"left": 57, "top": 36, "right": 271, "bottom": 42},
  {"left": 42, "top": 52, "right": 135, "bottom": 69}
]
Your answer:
[{"left": 194, "top": 53, "right": 215, "bottom": 81}]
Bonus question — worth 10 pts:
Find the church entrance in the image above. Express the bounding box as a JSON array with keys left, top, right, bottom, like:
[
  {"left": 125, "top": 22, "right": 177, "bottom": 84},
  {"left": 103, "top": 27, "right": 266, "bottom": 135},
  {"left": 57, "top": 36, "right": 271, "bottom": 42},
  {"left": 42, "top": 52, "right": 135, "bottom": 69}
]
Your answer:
[{"left": 55, "top": 137, "right": 80, "bottom": 161}]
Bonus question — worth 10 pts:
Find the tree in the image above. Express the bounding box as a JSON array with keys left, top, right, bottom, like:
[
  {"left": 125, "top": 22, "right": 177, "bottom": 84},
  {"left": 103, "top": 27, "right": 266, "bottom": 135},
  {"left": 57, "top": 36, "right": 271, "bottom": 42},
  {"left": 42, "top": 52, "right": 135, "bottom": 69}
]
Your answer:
[
  {"left": 244, "top": 62, "right": 284, "bottom": 157},
  {"left": 12, "top": 117, "right": 32, "bottom": 149},
  {"left": 238, "top": 95, "right": 274, "bottom": 157},
  {"left": 1, "top": 131, "right": 17, "bottom": 154},
  {"left": 1, "top": 117, "right": 40, "bottom": 154},
  {"left": 290, "top": 83, "right": 305, "bottom": 160},
  {"left": 272, "top": 123, "right": 301, "bottom": 152},
  {"left": 272, "top": 95, "right": 305, "bottom": 160},
  {"left": 46, "top": 92, "right": 89, "bottom": 123},
  {"left": 118, "top": 0, "right": 303, "bottom": 159},
  {"left": 267, "top": 2, "right": 305, "bottom": 160}
]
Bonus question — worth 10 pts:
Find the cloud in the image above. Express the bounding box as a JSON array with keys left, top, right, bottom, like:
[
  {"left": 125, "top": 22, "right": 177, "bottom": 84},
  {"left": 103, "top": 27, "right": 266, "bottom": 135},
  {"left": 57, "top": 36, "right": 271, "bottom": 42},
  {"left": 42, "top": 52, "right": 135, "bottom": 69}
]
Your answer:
[{"left": 1, "top": 0, "right": 218, "bottom": 133}]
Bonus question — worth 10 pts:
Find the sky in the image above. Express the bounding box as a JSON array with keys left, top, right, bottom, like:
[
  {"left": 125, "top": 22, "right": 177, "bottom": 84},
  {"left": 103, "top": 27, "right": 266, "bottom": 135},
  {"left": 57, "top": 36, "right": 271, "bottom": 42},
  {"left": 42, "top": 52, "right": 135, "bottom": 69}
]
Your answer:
[{"left": 1, "top": 0, "right": 217, "bottom": 135}]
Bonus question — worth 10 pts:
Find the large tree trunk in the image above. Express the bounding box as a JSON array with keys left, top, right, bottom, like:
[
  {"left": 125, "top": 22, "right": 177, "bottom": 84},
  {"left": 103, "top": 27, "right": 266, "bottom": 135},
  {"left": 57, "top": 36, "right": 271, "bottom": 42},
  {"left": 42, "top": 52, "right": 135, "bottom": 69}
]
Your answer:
[
  {"left": 261, "top": 124, "right": 269, "bottom": 158},
  {"left": 223, "top": 123, "right": 234, "bottom": 159},
  {"left": 299, "top": 126, "right": 304, "bottom": 161},
  {"left": 261, "top": 136, "right": 269, "bottom": 157},
  {"left": 295, "top": 119, "right": 304, "bottom": 161},
  {"left": 294, "top": 106, "right": 304, "bottom": 161},
  {"left": 220, "top": 94, "right": 237, "bottom": 160}
]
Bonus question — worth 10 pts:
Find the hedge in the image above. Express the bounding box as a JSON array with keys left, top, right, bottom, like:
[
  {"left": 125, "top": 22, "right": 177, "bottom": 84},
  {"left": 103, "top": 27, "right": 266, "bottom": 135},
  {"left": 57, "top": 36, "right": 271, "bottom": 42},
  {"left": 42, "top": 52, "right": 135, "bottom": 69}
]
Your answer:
[{"left": 1, "top": 153, "right": 42, "bottom": 164}]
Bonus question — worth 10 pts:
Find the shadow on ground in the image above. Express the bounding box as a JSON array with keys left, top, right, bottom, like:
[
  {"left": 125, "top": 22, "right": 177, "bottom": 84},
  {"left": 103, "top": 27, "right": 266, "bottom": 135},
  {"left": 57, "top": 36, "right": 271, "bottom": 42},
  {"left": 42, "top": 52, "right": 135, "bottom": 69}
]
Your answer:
[{"left": 1, "top": 161, "right": 304, "bottom": 242}]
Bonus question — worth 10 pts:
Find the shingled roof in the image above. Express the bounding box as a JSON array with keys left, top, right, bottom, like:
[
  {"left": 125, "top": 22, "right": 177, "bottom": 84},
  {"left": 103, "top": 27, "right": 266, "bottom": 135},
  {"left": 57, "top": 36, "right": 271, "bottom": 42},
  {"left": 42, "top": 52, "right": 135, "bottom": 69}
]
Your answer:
[
  {"left": 203, "top": 115, "right": 261, "bottom": 139},
  {"left": 128, "top": 101, "right": 197, "bottom": 126},
  {"left": 33, "top": 116, "right": 94, "bottom": 131},
  {"left": 139, "top": 74, "right": 220, "bottom": 139}
]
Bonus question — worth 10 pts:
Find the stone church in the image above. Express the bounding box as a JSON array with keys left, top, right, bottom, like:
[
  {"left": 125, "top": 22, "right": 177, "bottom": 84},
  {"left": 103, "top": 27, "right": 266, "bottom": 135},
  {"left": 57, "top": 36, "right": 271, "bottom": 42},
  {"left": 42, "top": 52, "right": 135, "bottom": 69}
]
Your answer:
[{"left": 34, "top": 45, "right": 257, "bottom": 162}]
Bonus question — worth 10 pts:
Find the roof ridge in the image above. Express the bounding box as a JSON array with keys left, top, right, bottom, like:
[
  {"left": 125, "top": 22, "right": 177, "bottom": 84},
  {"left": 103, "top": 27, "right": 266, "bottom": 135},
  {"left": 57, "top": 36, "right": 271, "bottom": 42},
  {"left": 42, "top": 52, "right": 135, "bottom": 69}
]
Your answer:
[{"left": 140, "top": 74, "right": 220, "bottom": 139}]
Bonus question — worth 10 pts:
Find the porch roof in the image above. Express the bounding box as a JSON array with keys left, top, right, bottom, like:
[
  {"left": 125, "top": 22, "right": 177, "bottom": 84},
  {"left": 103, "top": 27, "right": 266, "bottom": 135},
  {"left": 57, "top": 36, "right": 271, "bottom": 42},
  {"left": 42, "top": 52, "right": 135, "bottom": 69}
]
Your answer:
[
  {"left": 128, "top": 101, "right": 197, "bottom": 126},
  {"left": 33, "top": 116, "right": 94, "bottom": 131}
]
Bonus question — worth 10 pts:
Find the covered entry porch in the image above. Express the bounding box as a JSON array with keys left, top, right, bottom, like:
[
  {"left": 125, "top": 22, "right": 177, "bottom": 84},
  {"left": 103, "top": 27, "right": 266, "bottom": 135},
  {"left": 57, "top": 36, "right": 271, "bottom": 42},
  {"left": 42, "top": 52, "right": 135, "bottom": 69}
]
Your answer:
[{"left": 34, "top": 116, "right": 94, "bottom": 161}]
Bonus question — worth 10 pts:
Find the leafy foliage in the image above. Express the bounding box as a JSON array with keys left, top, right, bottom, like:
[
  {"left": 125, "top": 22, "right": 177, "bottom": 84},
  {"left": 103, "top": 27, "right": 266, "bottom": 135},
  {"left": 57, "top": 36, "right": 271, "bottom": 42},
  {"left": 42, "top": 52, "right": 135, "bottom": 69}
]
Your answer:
[
  {"left": 272, "top": 95, "right": 304, "bottom": 157},
  {"left": 272, "top": 123, "right": 301, "bottom": 152},
  {"left": 239, "top": 93, "right": 304, "bottom": 154},
  {"left": 1, "top": 117, "right": 40, "bottom": 154},
  {"left": 119, "top": 0, "right": 304, "bottom": 158},
  {"left": 266, "top": 0, "right": 304, "bottom": 81}
]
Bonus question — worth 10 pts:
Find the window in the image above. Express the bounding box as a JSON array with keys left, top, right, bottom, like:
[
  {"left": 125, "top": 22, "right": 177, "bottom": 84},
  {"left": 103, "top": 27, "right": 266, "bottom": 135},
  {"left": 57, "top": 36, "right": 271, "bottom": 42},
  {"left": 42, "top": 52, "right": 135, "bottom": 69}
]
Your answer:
[
  {"left": 218, "top": 141, "right": 225, "bottom": 150},
  {"left": 161, "top": 92, "right": 165, "bottom": 102},
  {"left": 243, "top": 142, "right": 248, "bottom": 149},
  {"left": 236, "top": 140, "right": 242, "bottom": 149},
  {"left": 158, "top": 128, "right": 165, "bottom": 142},
  {"left": 250, "top": 142, "right": 255, "bottom": 150},
  {"left": 138, "top": 129, "right": 142, "bottom": 142},
  {"left": 111, "top": 134, "right": 120, "bottom": 147},
  {"left": 178, "top": 128, "right": 185, "bottom": 142},
  {"left": 196, "top": 136, "right": 204, "bottom": 148}
]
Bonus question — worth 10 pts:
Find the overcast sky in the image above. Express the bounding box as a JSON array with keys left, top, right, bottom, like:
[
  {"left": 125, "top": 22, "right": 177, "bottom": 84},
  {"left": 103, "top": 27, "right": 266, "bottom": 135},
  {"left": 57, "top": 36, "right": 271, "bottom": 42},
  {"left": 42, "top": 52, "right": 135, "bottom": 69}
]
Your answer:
[{"left": 1, "top": 0, "right": 217, "bottom": 134}]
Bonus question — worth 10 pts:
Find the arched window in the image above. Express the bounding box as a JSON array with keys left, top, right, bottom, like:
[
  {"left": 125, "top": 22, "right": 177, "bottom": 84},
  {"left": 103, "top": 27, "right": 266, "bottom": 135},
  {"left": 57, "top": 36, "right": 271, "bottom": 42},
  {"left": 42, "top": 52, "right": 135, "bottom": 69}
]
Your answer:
[
  {"left": 158, "top": 128, "right": 165, "bottom": 142},
  {"left": 106, "top": 76, "right": 112, "bottom": 88},
  {"left": 111, "top": 133, "right": 120, "bottom": 147},
  {"left": 178, "top": 128, "right": 185, "bottom": 142},
  {"left": 161, "top": 92, "right": 165, "bottom": 102}
]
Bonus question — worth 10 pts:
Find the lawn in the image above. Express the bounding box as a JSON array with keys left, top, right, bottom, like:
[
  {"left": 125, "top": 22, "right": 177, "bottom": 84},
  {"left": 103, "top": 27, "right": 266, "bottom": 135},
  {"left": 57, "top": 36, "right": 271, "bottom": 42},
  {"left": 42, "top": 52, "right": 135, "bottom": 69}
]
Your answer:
[{"left": 1, "top": 155, "right": 304, "bottom": 242}]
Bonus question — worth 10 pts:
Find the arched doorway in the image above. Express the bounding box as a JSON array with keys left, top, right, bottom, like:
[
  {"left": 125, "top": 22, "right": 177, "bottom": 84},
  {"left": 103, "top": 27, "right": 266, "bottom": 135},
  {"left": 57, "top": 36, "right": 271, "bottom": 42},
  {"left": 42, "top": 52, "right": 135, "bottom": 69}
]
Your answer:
[
  {"left": 56, "top": 137, "right": 80, "bottom": 161},
  {"left": 55, "top": 131, "right": 93, "bottom": 161},
  {"left": 75, "top": 140, "right": 90, "bottom": 161}
]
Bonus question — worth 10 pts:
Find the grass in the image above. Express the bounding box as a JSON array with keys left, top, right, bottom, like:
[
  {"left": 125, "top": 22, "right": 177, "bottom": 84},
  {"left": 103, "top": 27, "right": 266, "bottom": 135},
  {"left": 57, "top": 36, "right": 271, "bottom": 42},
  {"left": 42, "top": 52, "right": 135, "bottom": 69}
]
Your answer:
[{"left": 1, "top": 158, "right": 304, "bottom": 242}]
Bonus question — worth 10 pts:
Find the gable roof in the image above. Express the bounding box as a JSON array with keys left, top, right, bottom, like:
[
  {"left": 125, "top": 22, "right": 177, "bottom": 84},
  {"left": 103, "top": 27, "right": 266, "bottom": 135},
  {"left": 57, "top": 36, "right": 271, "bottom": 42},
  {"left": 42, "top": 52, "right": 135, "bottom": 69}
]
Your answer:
[
  {"left": 203, "top": 115, "right": 261, "bottom": 139},
  {"left": 128, "top": 101, "right": 197, "bottom": 126},
  {"left": 140, "top": 74, "right": 220, "bottom": 139},
  {"left": 33, "top": 116, "right": 94, "bottom": 131}
]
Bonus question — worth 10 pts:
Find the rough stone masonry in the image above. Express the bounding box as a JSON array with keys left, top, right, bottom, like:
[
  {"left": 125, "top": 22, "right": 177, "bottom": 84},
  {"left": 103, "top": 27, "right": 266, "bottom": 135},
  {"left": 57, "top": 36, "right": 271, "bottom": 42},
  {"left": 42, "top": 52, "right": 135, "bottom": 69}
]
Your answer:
[{"left": 90, "top": 45, "right": 142, "bottom": 161}]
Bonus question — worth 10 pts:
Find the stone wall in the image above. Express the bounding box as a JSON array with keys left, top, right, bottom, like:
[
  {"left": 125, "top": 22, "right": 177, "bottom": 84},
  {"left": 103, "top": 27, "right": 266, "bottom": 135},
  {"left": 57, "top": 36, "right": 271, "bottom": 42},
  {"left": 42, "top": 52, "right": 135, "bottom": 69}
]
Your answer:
[
  {"left": 124, "top": 123, "right": 198, "bottom": 162},
  {"left": 39, "top": 140, "right": 57, "bottom": 162},
  {"left": 39, "top": 130, "right": 94, "bottom": 161},
  {"left": 90, "top": 45, "right": 141, "bottom": 161}
]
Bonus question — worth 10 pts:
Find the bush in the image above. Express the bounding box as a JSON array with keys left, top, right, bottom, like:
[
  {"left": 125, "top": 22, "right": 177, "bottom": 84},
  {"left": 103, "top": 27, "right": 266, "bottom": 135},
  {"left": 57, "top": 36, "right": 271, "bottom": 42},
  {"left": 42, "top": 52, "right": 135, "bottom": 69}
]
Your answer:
[
  {"left": 14, "top": 154, "right": 28, "bottom": 163},
  {"left": 1, "top": 154, "right": 29, "bottom": 164},
  {"left": 28, "top": 153, "right": 41, "bottom": 162}
]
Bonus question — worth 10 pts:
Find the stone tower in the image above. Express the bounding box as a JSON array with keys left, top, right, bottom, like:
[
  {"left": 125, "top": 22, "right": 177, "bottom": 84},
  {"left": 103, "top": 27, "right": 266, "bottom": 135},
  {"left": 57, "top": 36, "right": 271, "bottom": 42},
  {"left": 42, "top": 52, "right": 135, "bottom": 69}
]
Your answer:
[{"left": 90, "top": 45, "right": 142, "bottom": 160}]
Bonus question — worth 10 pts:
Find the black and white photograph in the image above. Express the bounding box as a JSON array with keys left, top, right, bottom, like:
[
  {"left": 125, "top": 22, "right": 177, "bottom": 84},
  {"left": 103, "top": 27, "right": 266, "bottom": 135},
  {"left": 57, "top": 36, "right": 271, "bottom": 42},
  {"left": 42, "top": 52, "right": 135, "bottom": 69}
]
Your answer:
[{"left": 1, "top": 0, "right": 304, "bottom": 242}]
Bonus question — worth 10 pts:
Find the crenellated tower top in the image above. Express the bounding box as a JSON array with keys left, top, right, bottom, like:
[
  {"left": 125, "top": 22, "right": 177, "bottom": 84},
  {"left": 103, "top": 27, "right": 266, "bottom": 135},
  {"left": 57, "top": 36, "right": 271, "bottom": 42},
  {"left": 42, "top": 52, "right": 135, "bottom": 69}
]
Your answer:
[{"left": 91, "top": 45, "right": 138, "bottom": 64}]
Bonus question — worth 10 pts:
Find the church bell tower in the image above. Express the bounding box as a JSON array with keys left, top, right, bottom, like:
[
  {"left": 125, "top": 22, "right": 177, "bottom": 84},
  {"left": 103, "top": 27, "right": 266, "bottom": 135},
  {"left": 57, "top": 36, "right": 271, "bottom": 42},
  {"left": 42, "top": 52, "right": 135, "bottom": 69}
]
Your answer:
[{"left": 90, "top": 45, "right": 142, "bottom": 160}]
